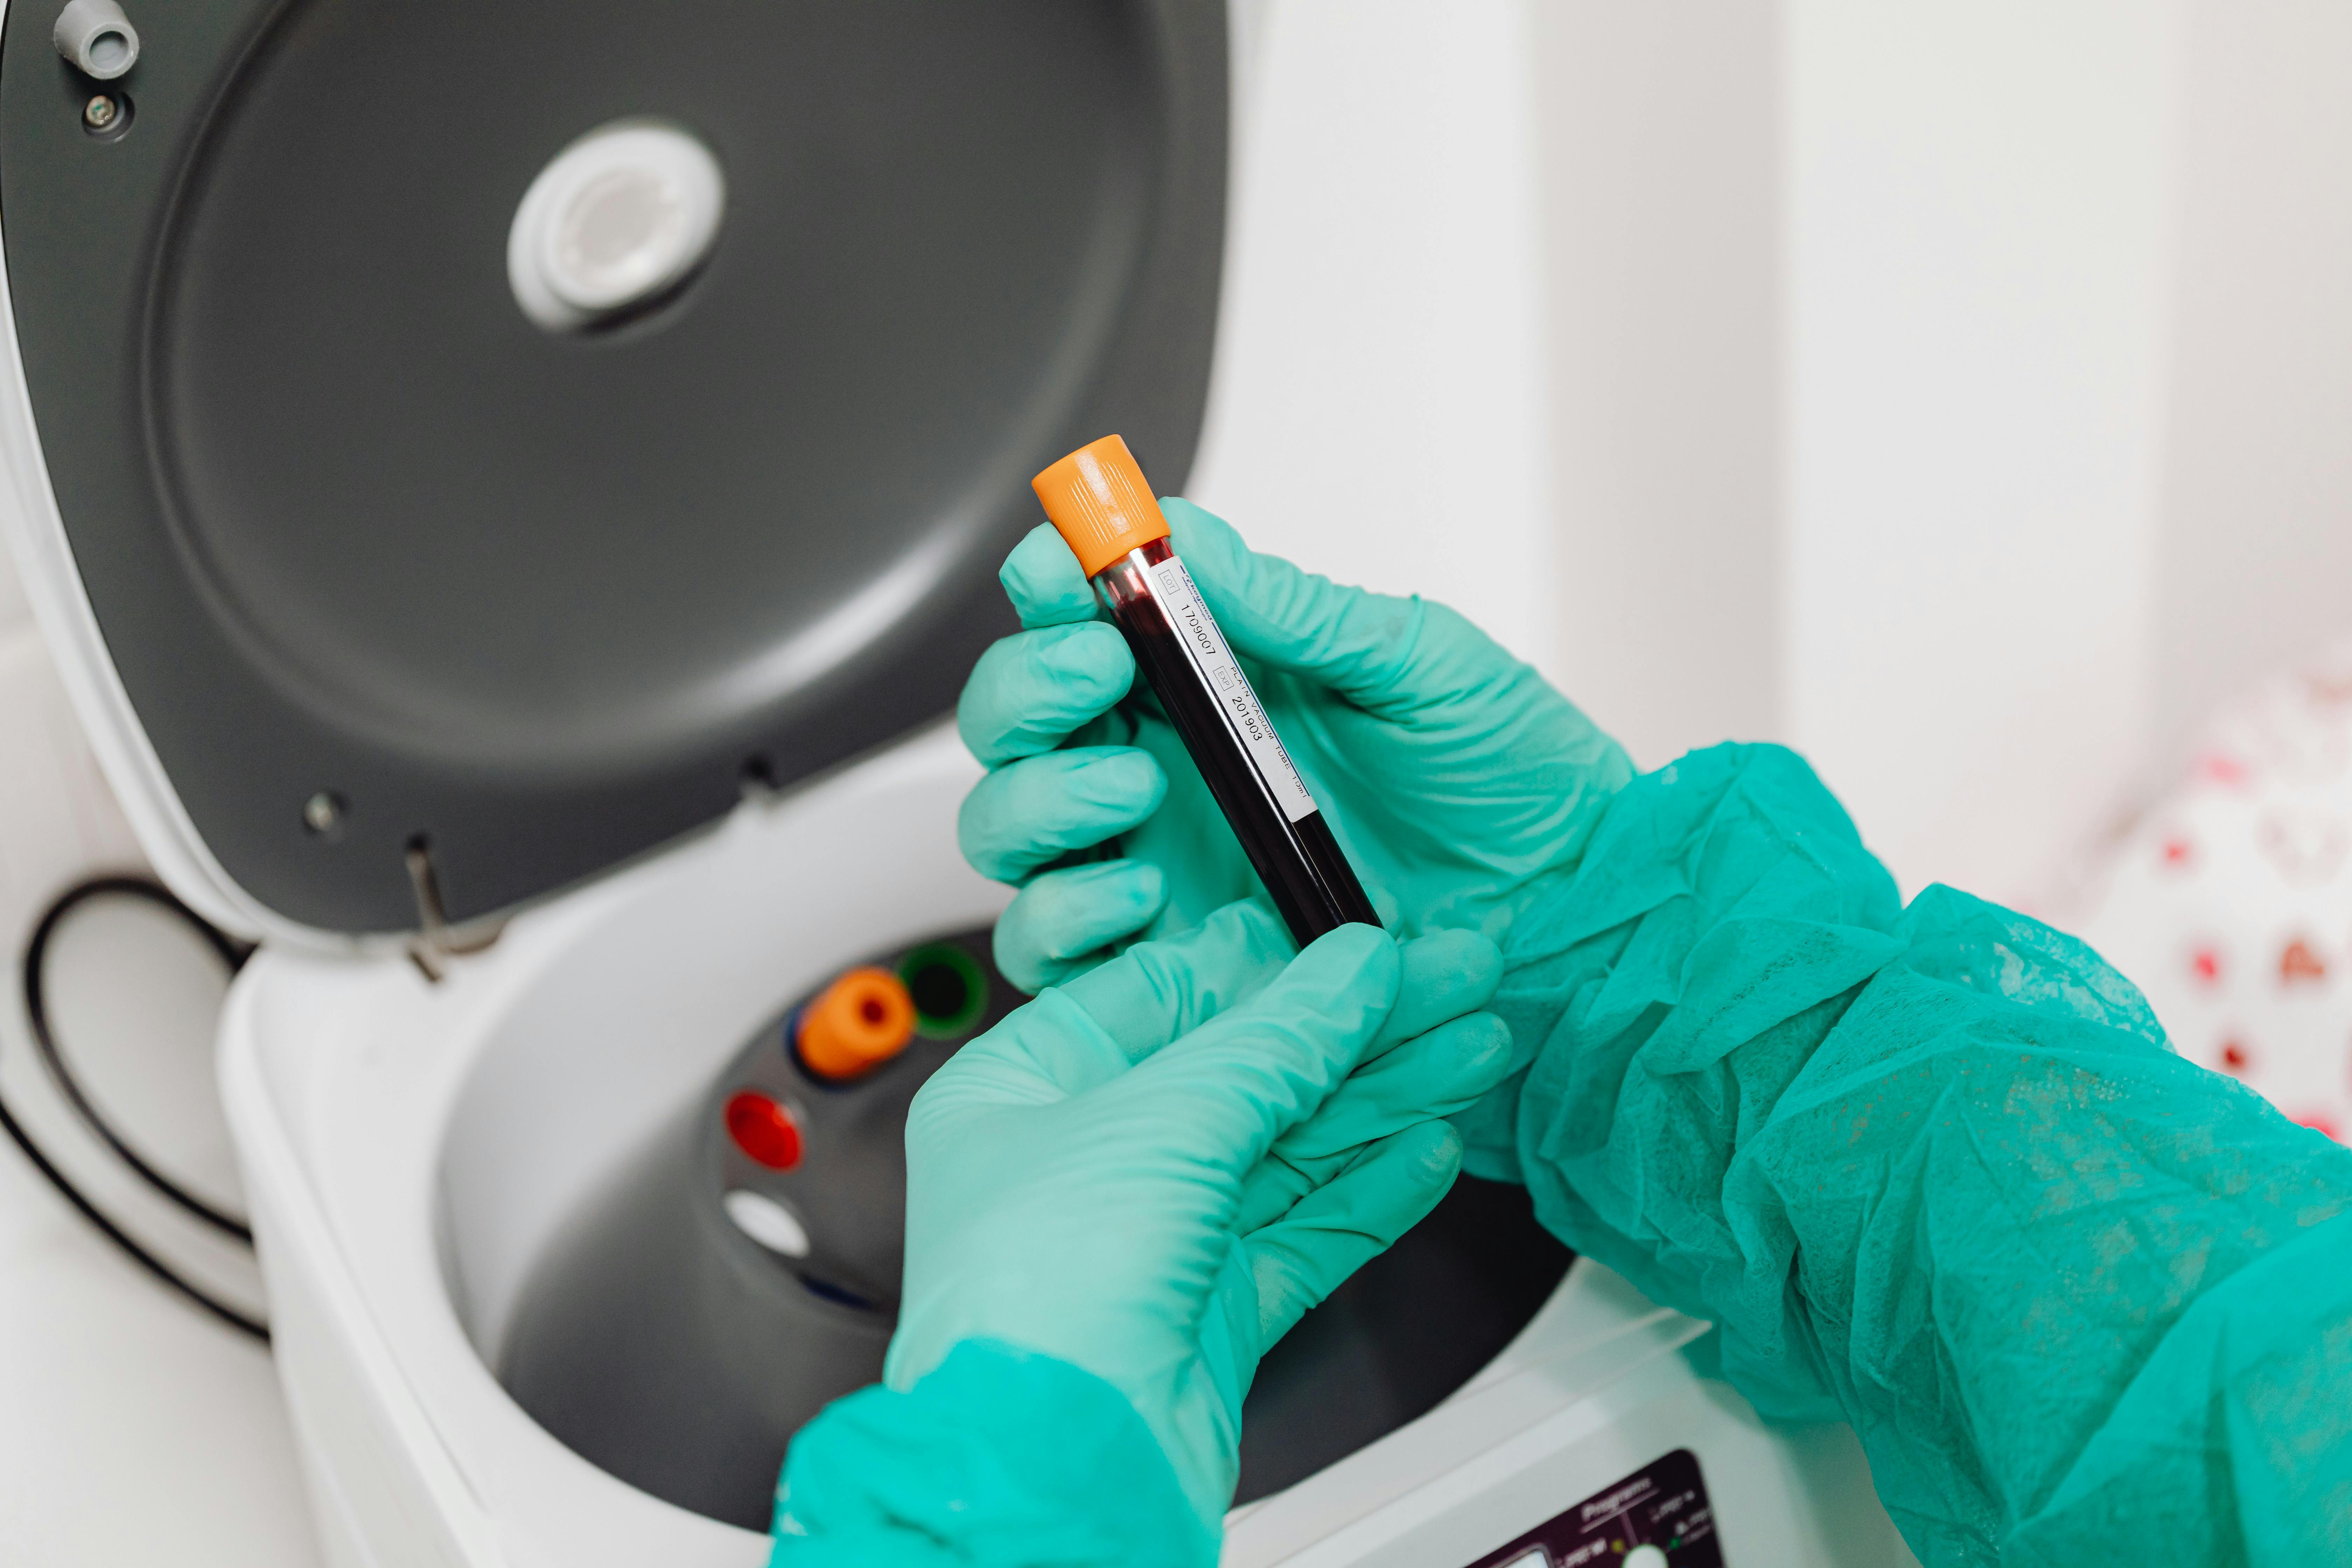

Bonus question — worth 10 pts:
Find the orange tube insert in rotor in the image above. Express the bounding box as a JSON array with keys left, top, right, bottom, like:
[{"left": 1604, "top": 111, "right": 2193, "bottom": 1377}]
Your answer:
[{"left": 795, "top": 966, "right": 917, "bottom": 1082}]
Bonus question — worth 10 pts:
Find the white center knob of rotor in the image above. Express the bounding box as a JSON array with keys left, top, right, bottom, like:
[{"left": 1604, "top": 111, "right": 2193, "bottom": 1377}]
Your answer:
[{"left": 507, "top": 118, "right": 725, "bottom": 332}]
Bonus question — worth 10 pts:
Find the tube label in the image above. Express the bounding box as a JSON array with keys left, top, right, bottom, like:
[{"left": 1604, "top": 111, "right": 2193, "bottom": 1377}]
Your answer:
[{"left": 1150, "top": 555, "right": 1320, "bottom": 823}]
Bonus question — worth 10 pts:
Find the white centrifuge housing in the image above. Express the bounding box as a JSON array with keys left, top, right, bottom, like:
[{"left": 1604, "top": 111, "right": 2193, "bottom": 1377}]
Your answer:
[{"left": 0, "top": 1, "right": 1911, "bottom": 1563}]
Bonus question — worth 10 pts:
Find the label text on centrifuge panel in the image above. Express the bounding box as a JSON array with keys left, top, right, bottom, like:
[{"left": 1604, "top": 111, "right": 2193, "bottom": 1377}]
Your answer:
[
  {"left": 1151, "top": 556, "right": 1318, "bottom": 823},
  {"left": 1457, "top": 1449, "right": 1721, "bottom": 1568}
]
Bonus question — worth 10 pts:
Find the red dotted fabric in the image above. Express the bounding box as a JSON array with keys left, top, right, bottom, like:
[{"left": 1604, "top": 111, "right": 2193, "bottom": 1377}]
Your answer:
[{"left": 2072, "top": 650, "right": 2352, "bottom": 1142}]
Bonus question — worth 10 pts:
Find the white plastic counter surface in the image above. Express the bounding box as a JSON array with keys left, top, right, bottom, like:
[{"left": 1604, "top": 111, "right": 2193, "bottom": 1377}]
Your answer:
[
  {"left": 0, "top": 612, "right": 320, "bottom": 1564},
  {"left": 0, "top": 1143, "right": 320, "bottom": 1565}
]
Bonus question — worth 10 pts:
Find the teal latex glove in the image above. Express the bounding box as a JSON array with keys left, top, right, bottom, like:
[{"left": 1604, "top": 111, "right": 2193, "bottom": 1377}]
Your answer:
[
  {"left": 1499, "top": 741, "right": 2352, "bottom": 1565},
  {"left": 955, "top": 500, "right": 1634, "bottom": 991},
  {"left": 772, "top": 1342, "right": 1208, "bottom": 1568},
  {"left": 883, "top": 902, "right": 1511, "bottom": 1531}
]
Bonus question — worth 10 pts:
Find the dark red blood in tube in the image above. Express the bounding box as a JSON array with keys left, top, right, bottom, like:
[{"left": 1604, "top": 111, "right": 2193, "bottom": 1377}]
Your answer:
[{"left": 1033, "top": 436, "right": 1379, "bottom": 946}]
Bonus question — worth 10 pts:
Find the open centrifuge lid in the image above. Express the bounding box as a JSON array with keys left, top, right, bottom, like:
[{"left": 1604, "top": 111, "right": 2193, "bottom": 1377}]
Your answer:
[{"left": 0, "top": 0, "right": 1224, "bottom": 945}]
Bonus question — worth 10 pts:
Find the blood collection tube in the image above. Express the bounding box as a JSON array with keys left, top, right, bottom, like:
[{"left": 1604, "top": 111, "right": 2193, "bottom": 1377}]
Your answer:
[{"left": 1031, "top": 435, "right": 1380, "bottom": 946}]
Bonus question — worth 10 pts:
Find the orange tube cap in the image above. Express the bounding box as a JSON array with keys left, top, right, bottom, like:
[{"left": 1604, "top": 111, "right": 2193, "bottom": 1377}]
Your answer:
[
  {"left": 796, "top": 967, "right": 917, "bottom": 1082},
  {"left": 1031, "top": 434, "right": 1170, "bottom": 578}
]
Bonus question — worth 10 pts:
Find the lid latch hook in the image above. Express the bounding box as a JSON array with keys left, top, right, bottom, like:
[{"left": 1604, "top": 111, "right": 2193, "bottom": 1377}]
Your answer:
[{"left": 404, "top": 838, "right": 502, "bottom": 982}]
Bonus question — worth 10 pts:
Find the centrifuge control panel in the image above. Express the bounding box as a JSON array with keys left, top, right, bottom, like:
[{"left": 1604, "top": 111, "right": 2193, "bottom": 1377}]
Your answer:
[{"left": 1464, "top": 1450, "right": 1721, "bottom": 1568}]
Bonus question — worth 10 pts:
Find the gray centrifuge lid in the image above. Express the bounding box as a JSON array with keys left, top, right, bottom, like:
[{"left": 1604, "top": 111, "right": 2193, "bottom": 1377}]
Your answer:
[{"left": 0, "top": 0, "right": 1224, "bottom": 935}]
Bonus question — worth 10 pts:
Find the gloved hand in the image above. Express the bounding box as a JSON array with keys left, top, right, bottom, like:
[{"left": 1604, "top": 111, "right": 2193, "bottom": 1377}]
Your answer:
[
  {"left": 882, "top": 901, "right": 1511, "bottom": 1532},
  {"left": 957, "top": 499, "right": 1633, "bottom": 996}
]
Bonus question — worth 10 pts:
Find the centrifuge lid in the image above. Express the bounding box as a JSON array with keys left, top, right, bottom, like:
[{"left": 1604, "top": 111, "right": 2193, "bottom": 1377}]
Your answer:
[{"left": 0, "top": 0, "right": 1224, "bottom": 941}]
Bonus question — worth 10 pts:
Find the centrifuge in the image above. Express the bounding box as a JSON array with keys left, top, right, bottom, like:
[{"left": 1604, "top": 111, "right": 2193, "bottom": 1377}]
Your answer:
[{"left": 0, "top": 1, "right": 1913, "bottom": 1563}]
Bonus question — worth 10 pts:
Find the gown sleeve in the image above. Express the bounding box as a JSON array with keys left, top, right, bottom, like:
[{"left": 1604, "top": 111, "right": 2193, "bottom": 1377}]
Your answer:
[{"left": 1491, "top": 742, "right": 2352, "bottom": 1566}]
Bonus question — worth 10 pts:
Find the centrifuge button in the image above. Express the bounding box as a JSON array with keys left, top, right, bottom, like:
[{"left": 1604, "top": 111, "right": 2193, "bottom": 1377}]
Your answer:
[
  {"left": 723, "top": 1189, "right": 812, "bottom": 1258},
  {"left": 723, "top": 1090, "right": 803, "bottom": 1170},
  {"left": 1623, "top": 1546, "right": 1669, "bottom": 1568},
  {"left": 796, "top": 966, "right": 918, "bottom": 1081}
]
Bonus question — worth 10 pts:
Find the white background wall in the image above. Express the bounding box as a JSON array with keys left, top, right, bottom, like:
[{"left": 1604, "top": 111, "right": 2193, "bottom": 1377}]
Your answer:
[
  {"left": 1542, "top": 2, "right": 2352, "bottom": 911},
  {"left": 1781, "top": 0, "right": 2186, "bottom": 904},
  {"left": 1190, "top": 0, "right": 1556, "bottom": 675},
  {"left": 1534, "top": 4, "right": 1785, "bottom": 771},
  {"left": 1530, "top": 0, "right": 2352, "bottom": 909},
  {"left": 2154, "top": 2, "right": 2352, "bottom": 763},
  {"left": 1198, "top": 1, "right": 2208, "bottom": 907}
]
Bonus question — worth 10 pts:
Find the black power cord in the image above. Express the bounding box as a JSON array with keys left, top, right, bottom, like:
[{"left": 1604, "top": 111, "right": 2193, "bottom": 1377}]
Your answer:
[
  {"left": 1, "top": 874, "right": 268, "bottom": 1341},
  {"left": 23, "top": 877, "right": 255, "bottom": 1239}
]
